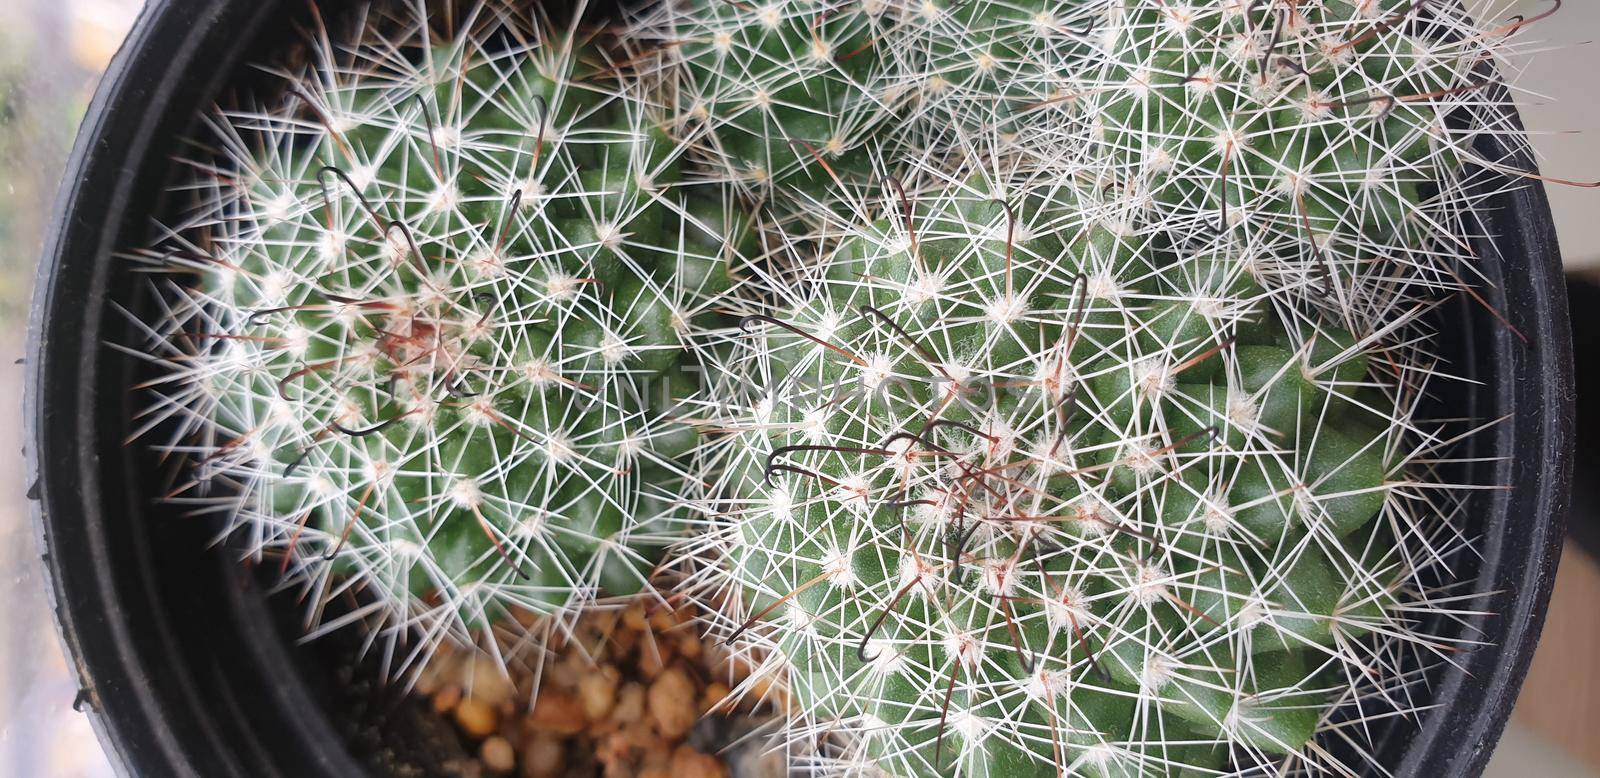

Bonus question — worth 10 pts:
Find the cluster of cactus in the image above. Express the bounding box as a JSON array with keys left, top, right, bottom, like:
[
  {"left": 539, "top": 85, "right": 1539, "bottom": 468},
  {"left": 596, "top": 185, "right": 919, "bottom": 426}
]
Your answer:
[
  {"left": 127, "top": 3, "right": 745, "bottom": 674},
  {"left": 123, "top": 0, "right": 1538, "bottom": 773},
  {"left": 654, "top": 0, "right": 1526, "bottom": 775}
]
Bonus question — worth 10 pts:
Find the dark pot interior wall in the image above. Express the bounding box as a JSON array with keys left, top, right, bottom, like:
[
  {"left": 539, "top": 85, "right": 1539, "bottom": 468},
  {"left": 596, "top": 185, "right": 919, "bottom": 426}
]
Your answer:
[{"left": 22, "top": 1, "right": 1574, "bottom": 777}]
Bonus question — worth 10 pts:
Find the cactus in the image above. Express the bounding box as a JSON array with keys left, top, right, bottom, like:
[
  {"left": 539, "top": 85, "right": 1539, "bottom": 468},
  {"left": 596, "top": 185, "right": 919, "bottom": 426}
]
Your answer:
[
  {"left": 631, "top": 0, "right": 1525, "bottom": 324},
  {"left": 684, "top": 143, "right": 1479, "bottom": 776},
  {"left": 122, "top": 1, "right": 746, "bottom": 675},
  {"left": 623, "top": 0, "right": 890, "bottom": 202},
  {"left": 1014, "top": 0, "right": 1531, "bottom": 326},
  {"left": 623, "top": 0, "right": 1085, "bottom": 204}
]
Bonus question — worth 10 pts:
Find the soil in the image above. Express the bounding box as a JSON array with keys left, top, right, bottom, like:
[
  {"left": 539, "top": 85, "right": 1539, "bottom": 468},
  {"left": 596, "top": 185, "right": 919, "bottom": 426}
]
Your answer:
[{"left": 413, "top": 600, "right": 786, "bottom": 778}]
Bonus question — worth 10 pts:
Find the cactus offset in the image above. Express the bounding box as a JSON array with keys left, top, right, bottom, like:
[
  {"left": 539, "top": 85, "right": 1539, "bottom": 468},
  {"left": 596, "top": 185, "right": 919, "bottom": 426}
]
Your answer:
[
  {"left": 123, "top": 1, "right": 742, "bottom": 675},
  {"left": 1015, "top": 0, "right": 1535, "bottom": 325},
  {"left": 685, "top": 147, "right": 1478, "bottom": 776}
]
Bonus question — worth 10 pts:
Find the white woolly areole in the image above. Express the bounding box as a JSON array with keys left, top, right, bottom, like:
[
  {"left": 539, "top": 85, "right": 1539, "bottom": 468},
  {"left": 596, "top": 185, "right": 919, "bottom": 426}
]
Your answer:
[
  {"left": 835, "top": 474, "right": 872, "bottom": 514},
  {"left": 801, "top": 407, "right": 829, "bottom": 444},
  {"left": 1045, "top": 586, "right": 1090, "bottom": 635},
  {"left": 912, "top": 488, "right": 955, "bottom": 528},
  {"left": 426, "top": 183, "right": 459, "bottom": 213},
  {"left": 981, "top": 559, "right": 1017, "bottom": 597},
  {"left": 906, "top": 270, "right": 946, "bottom": 304},
  {"left": 1122, "top": 67, "right": 1153, "bottom": 101},
  {"left": 449, "top": 477, "right": 482, "bottom": 509},
  {"left": 983, "top": 292, "right": 1028, "bottom": 325},
  {"left": 820, "top": 545, "right": 857, "bottom": 588},
  {"left": 282, "top": 324, "right": 311, "bottom": 359},
  {"left": 1141, "top": 655, "right": 1176, "bottom": 692},
  {"left": 1202, "top": 492, "right": 1235, "bottom": 535},
  {"left": 1034, "top": 352, "right": 1076, "bottom": 399},
  {"left": 784, "top": 602, "right": 816, "bottom": 633},
  {"left": 767, "top": 484, "right": 794, "bottom": 524},
  {"left": 1184, "top": 65, "right": 1219, "bottom": 96},
  {"left": 1132, "top": 357, "right": 1175, "bottom": 400},
  {"left": 263, "top": 192, "right": 296, "bottom": 223},
  {"left": 863, "top": 638, "right": 905, "bottom": 677},
  {"left": 1227, "top": 390, "right": 1261, "bottom": 431},
  {"left": 544, "top": 431, "right": 575, "bottom": 464},
  {"left": 752, "top": 395, "right": 775, "bottom": 424},
  {"left": 615, "top": 435, "right": 644, "bottom": 461},
  {"left": 600, "top": 331, "right": 632, "bottom": 365},
  {"left": 859, "top": 352, "right": 894, "bottom": 391},
  {"left": 463, "top": 397, "right": 497, "bottom": 427},
  {"left": 1161, "top": 4, "right": 1197, "bottom": 34},
  {"left": 522, "top": 358, "right": 557, "bottom": 387},
  {"left": 948, "top": 705, "right": 988, "bottom": 745},
  {"left": 981, "top": 415, "right": 1018, "bottom": 461},
  {"left": 1070, "top": 495, "right": 1114, "bottom": 537},
  {"left": 1086, "top": 269, "right": 1122, "bottom": 300},
  {"left": 757, "top": 4, "right": 781, "bottom": 29},
  {"left": 1025, "top": 668, "right": 1059, "bottom": 701},
  {"left": 544, "top": 270, "right": 581, "bottom": 301},
  {"left": 896, "top": 552, "right": 934, "bottom": 595},
  {"left": 317, "top": 229, "right": 348, "bottom": 262},
  {"left": 1145, "top": 145, "right": 1175, "bottom": 174},
  {"left": 942, "top": 629, "right": 981, "bottom": 671},
  {"left": 1129, "top": 561, "right": 1170, "bottom": 605},
  {"left": 1121, "top": 440, "right": 1166, "bottom": 477},
  {"left": 812, "top": 310, "right": 844, "bottom": 344}
]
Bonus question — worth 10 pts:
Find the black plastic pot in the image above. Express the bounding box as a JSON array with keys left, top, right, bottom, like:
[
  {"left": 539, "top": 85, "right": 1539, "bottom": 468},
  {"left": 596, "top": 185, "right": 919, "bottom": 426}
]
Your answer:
[{"left": 25, "top": 0, "right": 1573, "bottom": 775}]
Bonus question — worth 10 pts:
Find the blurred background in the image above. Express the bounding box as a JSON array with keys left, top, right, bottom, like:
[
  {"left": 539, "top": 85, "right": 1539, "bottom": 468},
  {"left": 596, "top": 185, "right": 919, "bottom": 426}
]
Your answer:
[{"left": 1, "top": 0, "right": 1598, "bottom": 775}]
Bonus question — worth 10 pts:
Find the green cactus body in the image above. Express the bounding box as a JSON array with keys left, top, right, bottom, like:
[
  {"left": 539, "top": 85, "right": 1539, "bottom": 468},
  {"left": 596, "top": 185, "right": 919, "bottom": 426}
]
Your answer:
[
  {"left": 1032, "top": 0, "right": 1492, "bottom": 324},
  {"left": 633, "top": 0, "right": 890, "bottom": 198},
  {"left": 629, "top": 0, "right": 1099, "bottom": 203},
  {"left": 702, "top": 160, "right": 1433, "bottom": 776},
  {"left": 131, "top": 4, "right": 739, "bottom": 673}
]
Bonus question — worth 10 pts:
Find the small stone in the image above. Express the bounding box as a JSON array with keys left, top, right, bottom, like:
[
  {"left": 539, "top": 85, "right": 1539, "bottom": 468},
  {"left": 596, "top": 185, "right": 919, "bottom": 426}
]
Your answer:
[
  {"left": 579, "top": 665, "right": 621, "bottom": 722},
  {"left": 637, "top": 637, "right": 675, "bottom": 679},
  {"left": 668, "top": 744, "right": 727, "bottom": 778},
  {"left": 675, "top": 634, "right": 703, "bottom": 661},
  {"left": 602, "top": 759, "right": 638, "bottom": 778},
  {"left": 480, "top": 736, "right": 515, "bottom": 774},
  {"left": 596, "top": 731, "right": 635, "bottom": 776},
  {"left": 454, "top": 697, "right": 500, "bottom": 740},
  {"left": 612, "top": 682, "right": 646, "bottom": 726},
  {"left": 432, "top": 684, "right": 462, "bottom": 715},
  {"left": 611, "top": 622, "right": 640, "bottom": 655},
  {"left": 700, "top": 683, "right": 731, "bottom": 715},
  {"left": 622, "top": 602, "right": 649, "bottom": 632},
  {"left": 647, "top": 668, "right": 698, "bottom": 740},
  {"left": 465, "top": 656, "right": 516, "bottom": 708},
  {"left": 547, "top": 652, "right": 584, "bottom": 693},
  {"left": 525, "top": 689, "right": 586, "bottom": 737},
  {"left": 640, "top": 738, "right": 672, "bottom": 775},
  {"left": 520, "top": 734, "right": 563, "bottom": 778}
]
